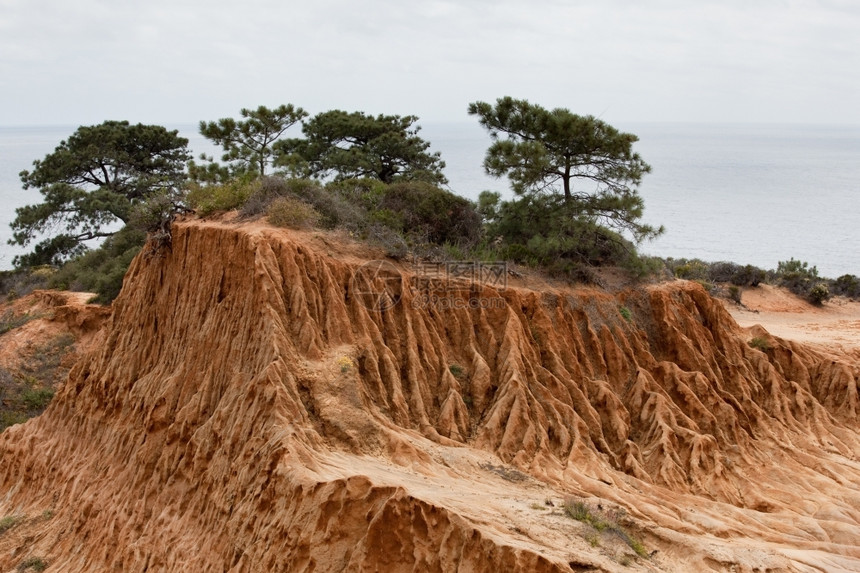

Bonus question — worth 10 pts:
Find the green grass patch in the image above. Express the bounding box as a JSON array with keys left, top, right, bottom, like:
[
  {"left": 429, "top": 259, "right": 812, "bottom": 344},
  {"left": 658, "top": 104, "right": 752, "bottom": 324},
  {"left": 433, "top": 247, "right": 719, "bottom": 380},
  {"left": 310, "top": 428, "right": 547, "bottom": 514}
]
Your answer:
[
  {"left": 0, "top": 514, "right": 23, "bottom": 535},
  {"left": 17, "top": 556, "right": 48, "bottom": 572},
  {"left": 562, "top": 498, "right": 648, "bottom": 559},
  {"left": 0, "top": 311, "right": 38, "bottom": 335},
  {"left": 0, "top": 411, "right": 28, "bottom": 432},
  {"left": 749, "top": 336, "right": 771, "bottom": 352},
  {"left": 21, "top": 388, "right": 54, "bottom": 410},
  {"left": 449, "top": 364, "right": 466, "bottom": 379},
  {"left": 266, "top": 196, "right": 321, "bottom": 229}
]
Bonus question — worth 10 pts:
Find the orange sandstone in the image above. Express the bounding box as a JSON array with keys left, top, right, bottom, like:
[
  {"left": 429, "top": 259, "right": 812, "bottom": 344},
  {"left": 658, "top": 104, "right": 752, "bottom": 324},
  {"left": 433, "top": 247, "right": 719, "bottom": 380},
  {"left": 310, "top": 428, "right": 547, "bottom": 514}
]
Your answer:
[{"left": 0, "top": 218, "right": 858, "bottom": 572}]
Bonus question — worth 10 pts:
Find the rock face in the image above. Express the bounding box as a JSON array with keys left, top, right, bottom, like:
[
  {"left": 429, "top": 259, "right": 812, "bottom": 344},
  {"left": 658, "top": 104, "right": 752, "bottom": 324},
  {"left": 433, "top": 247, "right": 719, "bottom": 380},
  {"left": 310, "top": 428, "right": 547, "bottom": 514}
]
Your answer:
[{"left": 1, "top": 219, "right": 859, "bottom": 572}]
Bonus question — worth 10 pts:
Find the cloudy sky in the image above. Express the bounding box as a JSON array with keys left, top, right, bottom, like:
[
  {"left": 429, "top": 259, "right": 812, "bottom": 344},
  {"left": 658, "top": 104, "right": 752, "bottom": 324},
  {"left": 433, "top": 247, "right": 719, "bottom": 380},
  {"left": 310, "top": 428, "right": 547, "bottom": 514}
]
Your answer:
[{"left": 1, "top": 0, "right": 858, "bottom": 126}]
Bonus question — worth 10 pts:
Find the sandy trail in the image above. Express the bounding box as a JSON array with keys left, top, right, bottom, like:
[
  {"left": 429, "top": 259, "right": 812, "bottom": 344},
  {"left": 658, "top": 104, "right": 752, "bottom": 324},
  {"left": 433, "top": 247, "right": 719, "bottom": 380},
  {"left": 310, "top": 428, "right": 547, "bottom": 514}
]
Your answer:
[{"left": 726, "top": 283, "right": 860, "bottom": 351}]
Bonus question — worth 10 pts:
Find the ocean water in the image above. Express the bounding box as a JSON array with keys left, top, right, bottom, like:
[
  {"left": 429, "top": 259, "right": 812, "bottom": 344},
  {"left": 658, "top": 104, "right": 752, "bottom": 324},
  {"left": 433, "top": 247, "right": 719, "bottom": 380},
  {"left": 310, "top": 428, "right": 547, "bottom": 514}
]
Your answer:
[{"left": 1, "top": 122, "right": 859, "bottom": 277}]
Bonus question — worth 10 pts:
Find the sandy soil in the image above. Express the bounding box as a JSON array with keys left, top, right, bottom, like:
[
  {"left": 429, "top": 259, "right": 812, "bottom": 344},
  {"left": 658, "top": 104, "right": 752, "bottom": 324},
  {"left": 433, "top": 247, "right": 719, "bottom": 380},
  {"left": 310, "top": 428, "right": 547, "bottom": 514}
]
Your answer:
[{"left": 725, "top": 283, "right": 860, "bottom": 351}]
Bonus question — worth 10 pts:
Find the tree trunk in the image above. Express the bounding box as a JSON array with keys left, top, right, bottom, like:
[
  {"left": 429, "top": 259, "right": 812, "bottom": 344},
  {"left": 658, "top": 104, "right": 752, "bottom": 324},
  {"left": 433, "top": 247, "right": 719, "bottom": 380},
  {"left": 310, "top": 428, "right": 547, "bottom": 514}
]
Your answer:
[{"left": 563, "top": 164, "right": 571, "bottom": 201}]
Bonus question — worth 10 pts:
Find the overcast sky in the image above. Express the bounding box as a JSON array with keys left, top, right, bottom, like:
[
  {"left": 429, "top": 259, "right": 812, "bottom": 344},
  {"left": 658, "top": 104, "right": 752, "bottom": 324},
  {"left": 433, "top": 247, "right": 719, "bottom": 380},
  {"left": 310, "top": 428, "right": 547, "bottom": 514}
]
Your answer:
[{"left": 1, "top": 0, "right": 858, "bottom": 126}]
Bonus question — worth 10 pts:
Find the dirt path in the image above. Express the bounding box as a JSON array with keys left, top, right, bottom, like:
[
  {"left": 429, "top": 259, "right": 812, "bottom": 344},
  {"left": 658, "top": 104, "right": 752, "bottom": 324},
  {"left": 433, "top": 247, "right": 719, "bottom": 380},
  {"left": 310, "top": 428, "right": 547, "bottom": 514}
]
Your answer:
[{"left": 725, "top": 283, "right": 860, "bottom": 351}]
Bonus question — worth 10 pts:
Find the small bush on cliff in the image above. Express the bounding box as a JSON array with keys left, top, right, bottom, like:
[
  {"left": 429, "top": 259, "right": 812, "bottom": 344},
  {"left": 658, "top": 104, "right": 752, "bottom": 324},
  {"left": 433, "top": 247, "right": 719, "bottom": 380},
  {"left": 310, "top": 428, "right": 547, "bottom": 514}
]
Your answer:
[
  {"left": 0, "top": 268, "right": 53, "bottom": 300},
  {"left": 127, "top": 188, "right": 190, "bottom": 253},
  {"left": 673, "top": 259, "right": 713, "bottom": 281},
  {"left": 831, "top": 274, "right": 860, "bottom": 298},
  {"left": 562, "top": 498, "right": 648, "bottom": 558},
  {"left": 730, "top": 264, "right": 766, "bottom": 286},
  {"left": 0, "top": 310, "right": 39, "bottom": 335},
  {"left": 774, "top": 258, "right": 817, "bottom": 295},
  {"left": 291, "top": 179, "right": 367, "bottom": 230},
  {"left": 1, "top": 335, "right": 73, "bottom": 432},
  {"left": 266, "top": 197, "right": 321, "bottom": 229},
  {"left": 773, "top": 258, "right": 834, "bottom": 304},
  {"left": 378, "top": 181, "right": 482, "bottom": 247},
  {"left": 336, "top": 356, "right": 354, "bottom": 373},
  {"left": 191, "top": 174, "right": 483, "bottom": 259},
  {"left": 0, "top": 514, "right": 23, "bottom": 534},
  {"left": 664, "top": 259, "right": 767, "bottom": 288},
  {"left": 808, "top": 282, "right": 830, "bottom": 305},
  {"left": 482, "top": 193, "right": 647, "bottom": 279},
  {"left": 728, "top": 285, "right": 742, "bottom": 304},
  {"left": 449, "top": 364, "right": 466, "bottom": 379},
  {"left": 187, "top": 175, "right": 258, "bottom": 215},
  {"left": 0, "top": 411, "right": 27, "bottom": 432},
  {"left": 21, "top": 388, "right": 54, "bottom": 410},
  {"left": 49, "top": 226, "right": 146, "bottom": 303},
  {"left": 16, "top": 556, "right": 48, "bottom": 572}
]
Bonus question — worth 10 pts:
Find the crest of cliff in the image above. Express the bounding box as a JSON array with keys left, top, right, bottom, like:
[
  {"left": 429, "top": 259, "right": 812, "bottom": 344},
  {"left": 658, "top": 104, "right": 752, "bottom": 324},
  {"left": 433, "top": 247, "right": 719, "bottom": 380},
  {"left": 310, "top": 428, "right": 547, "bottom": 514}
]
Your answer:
[{"left": 1, "top": 218, "right": 859, "bottom": 572}]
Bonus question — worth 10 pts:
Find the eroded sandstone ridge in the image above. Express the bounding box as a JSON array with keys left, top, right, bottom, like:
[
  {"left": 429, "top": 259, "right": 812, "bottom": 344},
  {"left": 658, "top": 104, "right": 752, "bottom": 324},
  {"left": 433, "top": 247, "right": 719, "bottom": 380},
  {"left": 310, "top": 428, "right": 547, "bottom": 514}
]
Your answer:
[{"left": 1, "top": 219, "right": 859, "bottom": 572}]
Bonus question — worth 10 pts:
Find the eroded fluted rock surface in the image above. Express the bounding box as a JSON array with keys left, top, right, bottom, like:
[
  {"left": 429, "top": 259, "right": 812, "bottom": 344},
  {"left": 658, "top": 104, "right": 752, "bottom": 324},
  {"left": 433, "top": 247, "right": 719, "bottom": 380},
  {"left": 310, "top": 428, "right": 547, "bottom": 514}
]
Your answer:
[{"left": 1, "top": 219, "right": 859, "bottom": 572}]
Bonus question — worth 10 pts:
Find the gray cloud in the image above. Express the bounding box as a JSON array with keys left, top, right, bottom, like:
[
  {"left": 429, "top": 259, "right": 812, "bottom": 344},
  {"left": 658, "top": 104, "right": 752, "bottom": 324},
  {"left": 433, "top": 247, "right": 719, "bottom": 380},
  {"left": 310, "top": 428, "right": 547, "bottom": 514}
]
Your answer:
[{"left": 0, "top": 0, "right": 858, "bottom": 125}]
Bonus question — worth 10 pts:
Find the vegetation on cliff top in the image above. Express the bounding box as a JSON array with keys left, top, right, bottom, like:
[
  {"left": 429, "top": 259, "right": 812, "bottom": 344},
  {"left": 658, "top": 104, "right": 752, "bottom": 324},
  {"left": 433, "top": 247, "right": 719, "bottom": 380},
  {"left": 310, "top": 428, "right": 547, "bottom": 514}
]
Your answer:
[
  {"left": 9, "top": 121, "right": 190, "bottom": 267},
  {"left": 663, "top": 256, "right": 851, "bottom": 305},
  {"left": 9, "top": 100, "right": 856, "bottom": 308},
  {"left": 6, "top": 100, "right": 666, "bottom": 302}
]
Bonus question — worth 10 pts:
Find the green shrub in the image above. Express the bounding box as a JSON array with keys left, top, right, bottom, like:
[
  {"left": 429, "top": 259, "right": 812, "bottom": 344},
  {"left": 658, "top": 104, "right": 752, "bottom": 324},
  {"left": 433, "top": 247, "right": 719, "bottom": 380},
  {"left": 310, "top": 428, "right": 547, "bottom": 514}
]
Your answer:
[
  {"left": 562, "top": 498, "right": 648, "bottom": 558},
  {"left": 379, "top": 181, "right": 482, "bottom": 247},
  {"left": 623, "top": 255, "right": 667, "bottom": 280},
  {"left": 671, "top": 259, "right": 709, "bottom": 281},
  {"left": 618, "top": 306, "right": 632, "bottom": 322},
  {"left": 693, "top": 279, "right": 715, "bottom": 294},
  {"left": 0, "top": 411, "right": 28, "bottom": 432},
  {"left": 749, "top": 336, "right": 771, "bottom": 351},
  {"left": 564, "top": 500, "right": 591, "bottom": 523},
  {"left": 662, "top": 259, "right": 767, "bottom": 287},
  {"left": 486, "top": 194, "right": 641, "bottom": 278},
  {"left": 266, "top": 197, "right": 321, "bottom": 229},
  {"left": 187, "top": 175, "right": 482, "bottom": 259},
  {"left": 238, "top": 176, "right": 291, "bottom": 217},
  {"left": 187, "top": 175, "right": 258, "bottom": 215},
  {"left": 0, "top": 311, "right": 37, "bottom": 335},
  {"left": 808, "top": 282, "right": 830, "bottom": 305},
  {"left": 368, "top": 208, "right": 404, "bottom": 230},
  {"left": 731, "top": 264, "right": 766, "bottom": 286},
  {"left": 49, "top": 227, "right": 146, "bottom": 304},
  {"left": 728, "top": 285, "right": 742, "bottom": 304},
  {"left": 0, "top": 268, "right": 54, "bottom": 300},
  {"left": 364, "top": 224, "right": 408, "bottom": 259},
  {"left": 449, "top": 364, "right": 466, "bottom": 379},
  {"left": 776, "top": 258, "right": 818, "bottom": 279},
  {"left": 21, "top": 388, "right": 54, "bottom": 410},
  {"left": 707, "top": 261, "right": 741, "bottom": 283},
  {"left": 325, "top": 178, "right": 388, "bottom": 212},
  {"left": 0, "top": 514, "right": 23, "bottom": 534},
  {"left": 17, "top": 556, "right": 48, "bottom": 572},
  {"left": 290, "top": 179, "right": 367, "bottom": 230},
  {"left": 774, "top": 258, "right": 819, "bottom": 298},
  {"left": 831, "top": 274, "right": 860, "bottom": 298}
]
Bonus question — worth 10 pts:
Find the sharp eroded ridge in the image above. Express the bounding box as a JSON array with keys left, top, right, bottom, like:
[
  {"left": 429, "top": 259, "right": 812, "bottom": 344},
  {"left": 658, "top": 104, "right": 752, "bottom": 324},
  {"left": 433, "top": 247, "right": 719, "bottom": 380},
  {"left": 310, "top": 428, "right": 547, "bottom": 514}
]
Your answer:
[{"left": 1, "top": 218, "right": 858, "bottom": 571}]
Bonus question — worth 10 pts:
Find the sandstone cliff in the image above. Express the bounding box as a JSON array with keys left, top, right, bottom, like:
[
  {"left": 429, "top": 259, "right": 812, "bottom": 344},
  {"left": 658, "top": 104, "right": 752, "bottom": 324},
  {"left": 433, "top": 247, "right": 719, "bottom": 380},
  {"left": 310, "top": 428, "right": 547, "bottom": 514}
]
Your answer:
[{"left": 1, "top": 218, "right": 859, "bottom": 572}]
